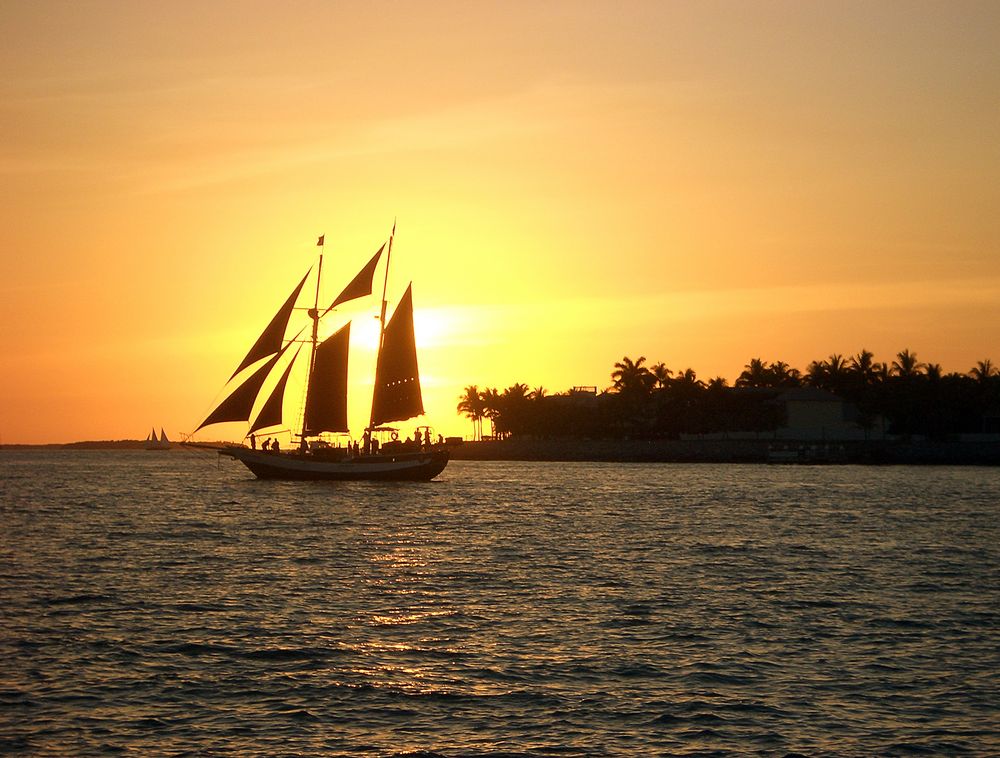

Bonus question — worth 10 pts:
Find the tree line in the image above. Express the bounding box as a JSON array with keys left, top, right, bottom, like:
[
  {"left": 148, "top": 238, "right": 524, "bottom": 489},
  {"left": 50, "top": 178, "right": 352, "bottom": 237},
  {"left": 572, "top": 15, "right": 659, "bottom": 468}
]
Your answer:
[{"left": 457, "top": 351, "right": 1000, "bottom": 440}]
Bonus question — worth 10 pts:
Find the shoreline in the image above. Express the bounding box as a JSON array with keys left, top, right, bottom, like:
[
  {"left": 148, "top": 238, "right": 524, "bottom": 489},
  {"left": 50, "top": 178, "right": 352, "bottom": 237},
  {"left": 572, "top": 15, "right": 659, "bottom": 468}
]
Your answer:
[{"left": 448, "top": 438, "right": 1000, "bottom": 466}]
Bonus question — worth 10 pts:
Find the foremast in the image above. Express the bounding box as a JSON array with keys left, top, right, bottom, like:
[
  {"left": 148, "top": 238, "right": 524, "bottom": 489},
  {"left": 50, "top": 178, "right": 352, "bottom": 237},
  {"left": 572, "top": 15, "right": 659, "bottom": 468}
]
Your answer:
[{"left": 299, "top": 234, "right": 326, "bottom": 446}]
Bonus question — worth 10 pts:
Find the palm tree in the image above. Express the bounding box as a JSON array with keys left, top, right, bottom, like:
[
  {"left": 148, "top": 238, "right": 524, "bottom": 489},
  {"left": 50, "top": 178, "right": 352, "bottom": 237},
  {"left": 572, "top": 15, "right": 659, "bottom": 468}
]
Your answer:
[
  {"left": 892, "top": 349, "right": 924, "bottom": 379},
  {"left": 611, "top": 355, "right": 655, "bottom": 395},
  {"left": 824, "top": 353, "right": 851, "bottom": 393},
  {"left": 850, "top": 349, "right": 878, "bottom": 385},
  {"left": 970, "top": 359, "right": 997, "bottom": 384},
  {"left": 827, "top": 353, "right": 847, "bottom": 375},
  {"left": 530, "top": 386, "right": 548, "bottom": 401},
  {"left": 736, "top": 358, "right": 769, "bottom": 388},
  {"left": 497, "top": 384, "right": 531, "bottom": 437},
  {"left": 480, "top": 387, "right": 502, "bottom": 439},
  {"left": 805, "top": 360, "right": 828, "bottom": 389},
  {"left": 769, "top": 361, "right": 801, "bottom": 387},
  {"left": 650, "top": 362, "right": 673, "bottom": 389},
  {"left": 506, "top": 383, "right": 530, "bottom": 399},
  {"left": 456, "top": 385, "right": 485, "bottom": 441},
  {"left": 675, "top": 367, "right": 703, "bottom": 387}
]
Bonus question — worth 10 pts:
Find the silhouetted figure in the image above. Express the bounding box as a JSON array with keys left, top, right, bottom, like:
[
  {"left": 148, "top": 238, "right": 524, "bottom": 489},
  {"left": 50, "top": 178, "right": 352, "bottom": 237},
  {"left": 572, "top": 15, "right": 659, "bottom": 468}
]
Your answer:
[
  {"left": 424, "top": 429, "right": 431, "bottom": 447},
  {"left": 372, "top": 438, "right": 380, "bottom": 454},
  {"left": 271, "top": 439, "right": 280, "bottom": 453},
  {"left": 250, "top": 433, "right": 256, "bottom": 450},
  {"left": 362, "top": 430, "right": 371, "bottom": 456},
  {"left": 437, "top": 434, "right": 444, "bottom": 446},
  {"left": 352, "top": 441, "right": 360, "bottom": 457},
  {"left": 262, "top": 438, "right": 271, "bottom": 451}
]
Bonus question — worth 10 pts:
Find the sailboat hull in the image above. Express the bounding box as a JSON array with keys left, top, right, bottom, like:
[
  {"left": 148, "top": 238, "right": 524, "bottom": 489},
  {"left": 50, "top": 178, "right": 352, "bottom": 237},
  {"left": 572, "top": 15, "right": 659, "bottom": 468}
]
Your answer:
[{"left": 218, "top": 446, "right": 449, "bottom": 481}]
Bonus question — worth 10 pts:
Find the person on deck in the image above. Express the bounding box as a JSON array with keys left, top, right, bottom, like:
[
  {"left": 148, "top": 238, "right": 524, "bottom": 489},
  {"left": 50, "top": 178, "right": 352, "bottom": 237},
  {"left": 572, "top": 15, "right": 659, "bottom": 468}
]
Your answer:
[
  {"left": 271, "top": 439, "right": 280, "bottom": 453},
  {"left": 250, "top": 433, "right": 256, "bottom": 450}
]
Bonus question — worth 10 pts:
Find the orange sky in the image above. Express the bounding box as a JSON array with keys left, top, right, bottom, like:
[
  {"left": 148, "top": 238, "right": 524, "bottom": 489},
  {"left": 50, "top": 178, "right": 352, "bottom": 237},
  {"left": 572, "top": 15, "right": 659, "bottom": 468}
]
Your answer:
[{"left": 2, "top": 1, "right": 998, "bottom": 444}]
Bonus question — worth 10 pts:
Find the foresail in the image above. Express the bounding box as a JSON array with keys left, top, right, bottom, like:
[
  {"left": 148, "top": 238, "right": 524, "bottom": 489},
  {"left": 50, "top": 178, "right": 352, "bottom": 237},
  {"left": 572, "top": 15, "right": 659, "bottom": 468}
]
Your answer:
[
  {"left": 160, "top": 428, "right": 169, "bottom": 443},
  {"left": 196, "top": 340, "right": 292, "bottom": 431},
  {"left": 370, "top": 284, "right": 424, "bottom": 426},
  {"left": 322, "top": 244, "right": 385, "bottom": 315},
  {"left": 249, "top": 347, "right": 301, "bottom": 434},
  {"left": 229, "top": 267, "right": 311, "bottom": 380},
  {"left": 303, "top": 322, "right": 351, "bottom": 435}
]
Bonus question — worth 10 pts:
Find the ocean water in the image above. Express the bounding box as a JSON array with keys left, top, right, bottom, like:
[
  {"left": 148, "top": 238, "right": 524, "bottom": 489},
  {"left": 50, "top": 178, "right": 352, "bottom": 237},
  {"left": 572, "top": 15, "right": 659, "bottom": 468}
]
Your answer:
[{"left": 1, "top": 450, "right": 998, "bottom": 756}]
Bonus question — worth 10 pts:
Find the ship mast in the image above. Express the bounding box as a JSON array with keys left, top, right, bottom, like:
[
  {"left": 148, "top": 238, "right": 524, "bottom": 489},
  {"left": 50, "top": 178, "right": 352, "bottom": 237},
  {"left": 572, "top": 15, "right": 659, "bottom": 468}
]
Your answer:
[
  {"left": 302, "top": 235, "right": 325, "bottom": 444},
  {"left": 368, "top": 220, "right": 395, "bottom": 432}
]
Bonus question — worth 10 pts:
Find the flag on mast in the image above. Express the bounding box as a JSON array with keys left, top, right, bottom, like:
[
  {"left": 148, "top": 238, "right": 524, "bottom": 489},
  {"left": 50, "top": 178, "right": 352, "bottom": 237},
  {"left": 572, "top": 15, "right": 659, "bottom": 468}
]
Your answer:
[{"left": 317, "top": 234, "right": 325, "bottom": 246}]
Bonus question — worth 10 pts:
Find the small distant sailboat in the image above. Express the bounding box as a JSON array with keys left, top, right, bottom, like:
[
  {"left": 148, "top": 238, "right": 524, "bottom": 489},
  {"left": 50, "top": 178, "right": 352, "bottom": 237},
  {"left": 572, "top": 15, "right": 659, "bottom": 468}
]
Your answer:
[
  {"left": 145, "top": 427, "right": 171, "bottom": 450},
  {"left": 191, "top": 225, "right": 449, "bottom": 481}
]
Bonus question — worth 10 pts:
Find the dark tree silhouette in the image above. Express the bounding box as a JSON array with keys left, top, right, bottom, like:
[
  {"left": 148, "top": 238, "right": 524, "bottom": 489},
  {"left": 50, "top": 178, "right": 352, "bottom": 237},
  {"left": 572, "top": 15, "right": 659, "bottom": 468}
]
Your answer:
[
  {"left": 460, "top": 351, "right": 998, "bottom": 442},
  {"left": 736, "top": 358, "right": 769, "bottom": 388},
  {"left": 650, "top": 362, "right": 673, "bottom": 389},
  {"left": 611, "top": 356, "right": 655, "bottom": 395},
  {"left": 457, "top": 385, "right": 485, "bottom": 441},
  {"left": 892, "top": 349, "right": 924, "bottom": 379}
]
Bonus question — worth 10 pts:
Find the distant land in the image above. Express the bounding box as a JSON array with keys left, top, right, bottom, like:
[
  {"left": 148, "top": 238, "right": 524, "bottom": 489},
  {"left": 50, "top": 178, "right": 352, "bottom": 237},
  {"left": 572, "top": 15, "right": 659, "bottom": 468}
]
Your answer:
[{"left": 1, "top": 440, "right": 229, "bottom": 450}]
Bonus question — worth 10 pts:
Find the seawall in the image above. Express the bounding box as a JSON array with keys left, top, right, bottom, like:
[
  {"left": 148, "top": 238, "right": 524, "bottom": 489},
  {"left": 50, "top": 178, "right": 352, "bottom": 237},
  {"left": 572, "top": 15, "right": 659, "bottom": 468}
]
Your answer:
[{"left": 448, "top": 438, "right": 1000, "bottom": 465}]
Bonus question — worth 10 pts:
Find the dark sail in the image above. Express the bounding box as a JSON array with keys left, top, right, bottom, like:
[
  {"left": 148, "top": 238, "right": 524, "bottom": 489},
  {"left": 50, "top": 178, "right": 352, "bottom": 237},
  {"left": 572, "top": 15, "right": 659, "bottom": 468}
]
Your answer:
[
  {"left": 229, "top": 268, "right": 311, "bottom": 380},
  {"left": 196, "top": 341, "right": 292, "bottom": 431},
  {"left": 370, "top": 284, "right": 423, "bottom": 426},
  {"left": 322, "top": 244, "right": 384, "bottom": 315},
  {"left": 250, "top": 347, "right": 301, "bottom": 434},
  {"left": 303, "top": 323, "right": 351, "bottom": 435}
]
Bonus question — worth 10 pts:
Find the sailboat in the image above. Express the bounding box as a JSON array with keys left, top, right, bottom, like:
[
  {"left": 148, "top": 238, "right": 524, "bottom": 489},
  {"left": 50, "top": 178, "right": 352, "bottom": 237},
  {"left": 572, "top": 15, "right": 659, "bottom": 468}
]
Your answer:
[
  {"left": 145, "top": 427, "right": 171, "bottom": 450},
  {"left": 192, "top": 226, "right": 449, "bottom": 481}
]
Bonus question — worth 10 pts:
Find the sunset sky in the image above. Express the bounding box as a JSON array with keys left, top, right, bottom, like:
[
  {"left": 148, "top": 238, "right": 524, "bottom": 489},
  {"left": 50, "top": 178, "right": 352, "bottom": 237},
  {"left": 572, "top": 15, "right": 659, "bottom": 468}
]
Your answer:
[{"left": 2, "top": 1, "right": 998, "bottom": 444}]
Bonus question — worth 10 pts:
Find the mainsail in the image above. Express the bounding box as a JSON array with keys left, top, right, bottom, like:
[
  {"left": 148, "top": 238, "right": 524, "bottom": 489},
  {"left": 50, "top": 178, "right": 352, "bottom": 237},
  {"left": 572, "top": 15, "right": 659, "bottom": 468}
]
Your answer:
[
  {"left": 229, "top": 268, "right": 311, "bottom": 380},
  {"left": 303, "top": 322, "right": 351, "bottom": 434},
  {"left": 370, "top": 284, "right": 424, "bottom": 426}
]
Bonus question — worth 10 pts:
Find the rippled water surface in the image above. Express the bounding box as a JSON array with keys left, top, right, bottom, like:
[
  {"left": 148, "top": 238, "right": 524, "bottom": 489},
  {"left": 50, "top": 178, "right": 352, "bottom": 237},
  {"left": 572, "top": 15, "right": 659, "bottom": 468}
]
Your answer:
[{"left": 2, "top": 450, "right": 999, "bottom": 755}]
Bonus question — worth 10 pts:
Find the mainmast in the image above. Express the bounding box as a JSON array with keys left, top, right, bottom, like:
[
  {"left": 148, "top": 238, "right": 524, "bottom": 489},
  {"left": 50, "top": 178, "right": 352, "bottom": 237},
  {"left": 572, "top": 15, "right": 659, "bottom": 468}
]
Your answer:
[
  {"left": 302, "top": 234, "right": 325, "bottom": 442},
  {"left": 369, "top": 220, "right": 395, "bottom": 431}
]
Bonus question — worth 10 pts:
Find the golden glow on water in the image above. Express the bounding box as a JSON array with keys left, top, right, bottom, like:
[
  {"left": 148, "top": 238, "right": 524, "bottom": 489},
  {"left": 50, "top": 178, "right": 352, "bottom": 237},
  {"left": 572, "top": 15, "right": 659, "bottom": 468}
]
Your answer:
[{"left": 7, "top": 455, "right": 998, "bottom": 751}]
